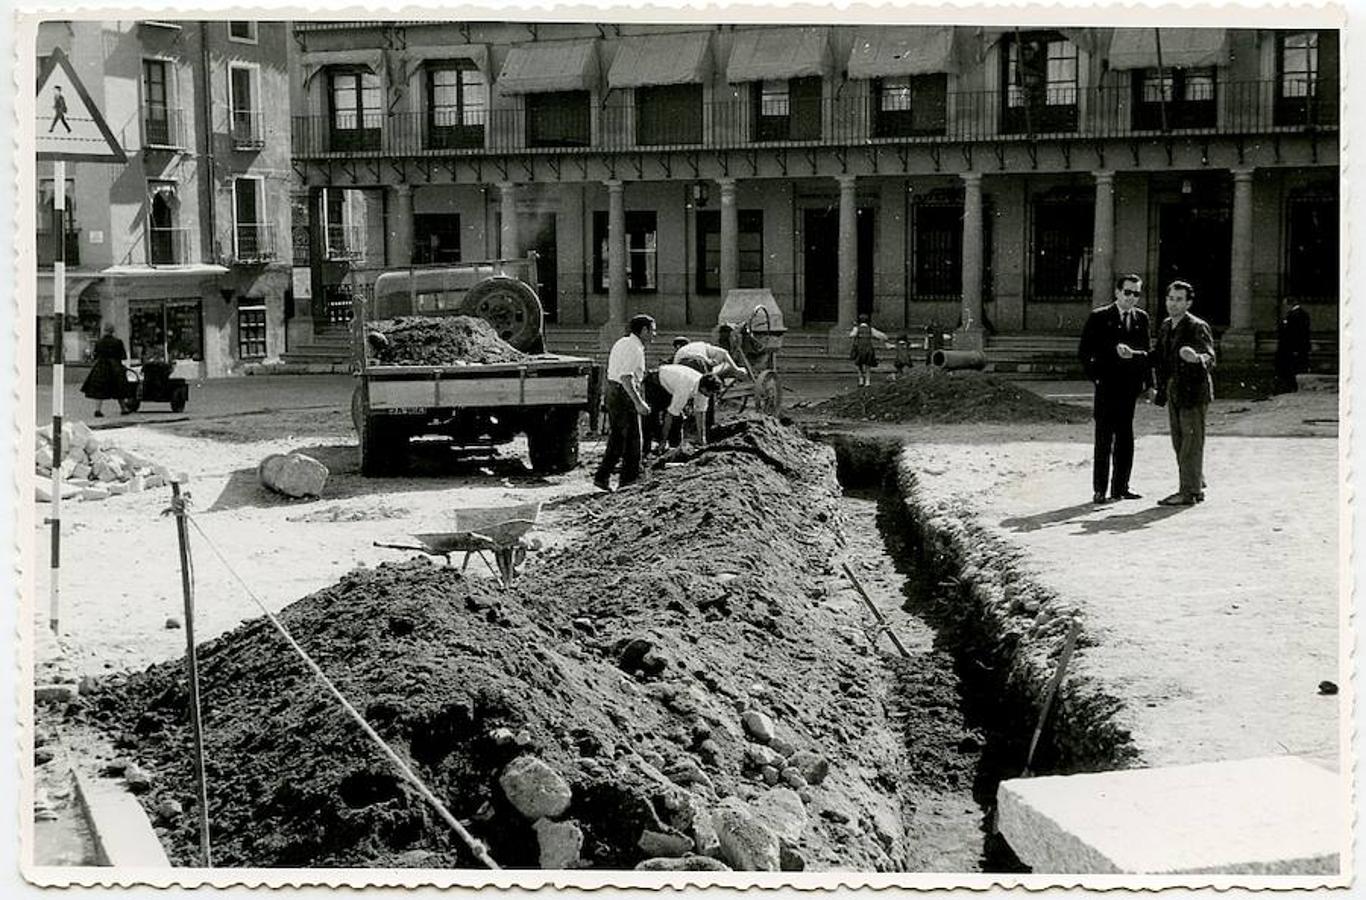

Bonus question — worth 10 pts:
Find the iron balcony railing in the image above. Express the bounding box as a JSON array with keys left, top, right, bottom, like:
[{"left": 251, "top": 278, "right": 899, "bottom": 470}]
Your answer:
[
  {"left": 233, "top": 222, "right": 279, "bottom": 262},
  {"left": 325, "top": 223, "right": 369, "bottom": 262},
  {"left": 293, "top": 79, "right": 1339, "bottom": 158},
  {"left": 147, "top": 225, "right": 192, "bottom": 265},
  {"left": 143, "top": 105, "right": 189, "bottom": 150},
  {"left": 231, "top": 108, "right": 267, "bottom": 149}
]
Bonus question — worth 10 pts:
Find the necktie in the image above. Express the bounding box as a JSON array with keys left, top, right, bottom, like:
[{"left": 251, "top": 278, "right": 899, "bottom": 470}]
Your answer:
[{"left": 1122, "top": 311, "right": 1131, "bottom": 331}]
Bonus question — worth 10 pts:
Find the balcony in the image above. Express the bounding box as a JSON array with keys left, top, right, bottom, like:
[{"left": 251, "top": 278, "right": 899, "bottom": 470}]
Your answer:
[
  {"left": 37, "top": 228, "right": 81, "bottom": 267},
  {"left": 324, "top": 223, "right": 368, "bottom": 261},
  {"left": 144, "top": 106, "right": 188, "bottom": 150},
  {"left": 147, "top": 225, "right": 192, "bottom": 265},
  {"left": 292, "top": 79, "right": 1338, "bottom": 160},
  {"left": 231, "top": 108, "right": 267, "bottom": 149},
  {"left": 233, "top": 222, "right": 278, "bottom": 263}
]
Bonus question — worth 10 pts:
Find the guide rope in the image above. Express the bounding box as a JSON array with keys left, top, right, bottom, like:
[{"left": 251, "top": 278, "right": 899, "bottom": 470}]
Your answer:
[{"left": 183, "top": 513, "right": 500, "bottom": 869}]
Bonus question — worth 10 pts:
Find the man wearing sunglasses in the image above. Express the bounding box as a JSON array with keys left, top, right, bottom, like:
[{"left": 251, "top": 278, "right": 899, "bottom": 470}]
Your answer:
[{"left": 1078, "top": 274, "right": 1153, "bottom": 504}]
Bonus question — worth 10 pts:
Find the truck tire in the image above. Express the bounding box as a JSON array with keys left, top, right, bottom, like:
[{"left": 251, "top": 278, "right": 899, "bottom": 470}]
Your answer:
[
  {"left": 459, "top": 277, "right": 543, "bottom": 352},
  {"left": 527, "top": 407, "right": 581, "bottom": 474}
]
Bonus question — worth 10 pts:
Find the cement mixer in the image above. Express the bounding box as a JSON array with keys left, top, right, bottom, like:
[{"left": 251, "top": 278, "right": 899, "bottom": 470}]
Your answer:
[{"left": 715, "top": 288, "right": 786, "bottom": 416}]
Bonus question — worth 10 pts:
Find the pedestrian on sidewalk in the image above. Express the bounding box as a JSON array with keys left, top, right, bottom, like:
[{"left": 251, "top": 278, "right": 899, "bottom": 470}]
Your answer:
[
  {"left": 1273, "top": 297, "right": 1312, "bottom": 394},
  {"left": 80, "top": 322, "right": 128, "bottom": 419},
  {"left": 848, "top": 315, "right": 889, "bottom": 387},
  {"left": 1078, "top": 274, "right": 1153, "bottom": 504},
  {"left": 593, "top": 315, "right": 655, "bottom": 492},
  {"left": 1152, "top": 280, "right": 1216, "bottom": 506}
]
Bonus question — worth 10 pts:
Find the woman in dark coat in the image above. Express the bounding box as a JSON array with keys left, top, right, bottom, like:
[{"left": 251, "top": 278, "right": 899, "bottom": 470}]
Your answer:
[{"left": 81, "top": 322, "right": 128, "bottom": 417}]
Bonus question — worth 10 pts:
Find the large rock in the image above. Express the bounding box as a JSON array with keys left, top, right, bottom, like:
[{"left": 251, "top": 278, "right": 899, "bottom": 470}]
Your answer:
[
  {"left": 712, "top": 797, "right": 780, "bottom": 871},
  {"left": 533, "top": 817, "right": 583, "bottom": 869},
  {"left": 258, "top": 453, "right": 329, "bottom": 499},
  {"left": 740, "top": 710, "right": 775, "bottom": 744},
  {"left": 499, "top": 755, "right": 573, "bottom": 820},
  {"left": 635, "top": 855, "right": 732, "bottom": 871},
  {"left": 751, "top": 787, "right": 808, "bottom": 845},
  {"left": 788, "top": 750, "right": 830, "bottom": 786},
  {"left": 638, "top": 828, "right": 694, "bottom": 858}
]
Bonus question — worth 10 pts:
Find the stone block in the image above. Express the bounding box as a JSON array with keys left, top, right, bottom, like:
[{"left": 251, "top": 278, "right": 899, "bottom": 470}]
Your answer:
[
  {"left": 996, "top": 756, "right": 1343, "bottom": 875},
  {"left": 258, "top": 452, "right": 329, "bottom": 499},
  {"left": 499, "top": 755, "right": 572, "bottom": 820}
]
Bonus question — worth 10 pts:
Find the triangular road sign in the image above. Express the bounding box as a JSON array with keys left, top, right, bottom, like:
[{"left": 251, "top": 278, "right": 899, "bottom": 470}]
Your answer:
[{"left": 36, "top": 46, "right": 127, "bottom": 163}]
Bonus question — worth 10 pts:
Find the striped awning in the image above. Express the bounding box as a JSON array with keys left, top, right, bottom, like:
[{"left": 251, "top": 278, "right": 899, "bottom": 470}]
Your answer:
[
  {"left": 847, "top": 26, "right": 957, "bottom": 79},
  {"left": 498, "top": 40, "right": 599, "bottom": 94},
  {"left": 607, "top": 31, "right": 711, "bottom": 89},
  {"left": 726, "top": 27, "right": 832, "bottom": 82},
  {"left": 1107, "top": 29, "right": 1230, "bottom": 70},
  {"left": 301, "top": 49, "right": 385, "bottom": 86}
]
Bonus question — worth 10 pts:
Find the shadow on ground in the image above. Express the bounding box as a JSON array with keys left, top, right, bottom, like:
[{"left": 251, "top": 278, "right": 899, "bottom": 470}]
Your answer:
[{"left": 205, "top": 441, "right": 554, "bottom": 513}]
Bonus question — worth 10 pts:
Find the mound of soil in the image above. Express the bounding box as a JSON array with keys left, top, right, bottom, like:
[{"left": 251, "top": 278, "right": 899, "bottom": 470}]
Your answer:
[
  {"left": 75, "top": 417, "right": 914, "bottom": 871},
  {"left": 369, "top": 316, "right": 528, "bottom": 366},
  {"left": 814, "top": 371, "right": 1090, "bottom": 424}
]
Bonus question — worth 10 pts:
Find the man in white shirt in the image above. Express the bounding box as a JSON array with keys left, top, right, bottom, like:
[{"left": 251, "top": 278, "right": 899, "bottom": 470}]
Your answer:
[
  {"left": 593, "top": 315, "right": 655, "bottom": 491},
  {"left": 673, "top": 340, "right": 748, "bottom": 381},
  {"left": 644, "top": 363, "right": 721, "bottom": 453}
]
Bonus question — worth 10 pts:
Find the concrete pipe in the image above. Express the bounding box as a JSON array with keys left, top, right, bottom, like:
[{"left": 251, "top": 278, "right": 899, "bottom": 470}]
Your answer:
[{"left": 930, "top": 349, "right": 988, "bottom": 371}]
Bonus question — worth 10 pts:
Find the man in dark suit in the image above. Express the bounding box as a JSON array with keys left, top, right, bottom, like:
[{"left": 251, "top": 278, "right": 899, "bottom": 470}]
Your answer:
[
  {"left": 1152, "top": 280, "right": 1217, "bottom": 506},
  {"left": 1078, "top": 274, "right": 1153, "bottom": 504},
  {"left": 1274, "top": 298, "right": 1312, "bottom": 393}
]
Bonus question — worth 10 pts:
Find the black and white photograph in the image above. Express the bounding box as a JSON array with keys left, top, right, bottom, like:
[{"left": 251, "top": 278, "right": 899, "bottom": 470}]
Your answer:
[{"left": 11, "top": 6, "right": 1352, "bottom": 891}]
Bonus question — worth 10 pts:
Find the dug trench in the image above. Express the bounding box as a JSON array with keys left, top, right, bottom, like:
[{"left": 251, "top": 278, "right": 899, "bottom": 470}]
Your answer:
[{"left": 57, "top": 412, "right": 1138, "bottom": 872}]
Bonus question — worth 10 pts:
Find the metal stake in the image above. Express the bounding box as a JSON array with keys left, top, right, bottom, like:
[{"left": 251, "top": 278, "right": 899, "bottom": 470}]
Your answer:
[
  {"left": 48, "top": 161, "right": 65, "bottom": 633},
  {"left": 169, "top": 482, "right": 212, "bottom": 866},
  {"left": 1023, "top": 618, "right": 1082, "bottom": 777}
]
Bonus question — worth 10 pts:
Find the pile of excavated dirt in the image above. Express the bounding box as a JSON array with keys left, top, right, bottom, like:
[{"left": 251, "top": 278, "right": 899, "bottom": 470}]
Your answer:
[
  {"left": 814, "top": 372, "right": 1090, "bottom": 425},
  {"left": 73, "top": 417, "right": 922, "bottom": 871},
  {"left": 369, "top": 316, "right": 528, "bottom": 366}
]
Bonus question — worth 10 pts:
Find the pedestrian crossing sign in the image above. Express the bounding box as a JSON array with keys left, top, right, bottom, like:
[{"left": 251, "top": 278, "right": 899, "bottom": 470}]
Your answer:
[{"left": 35, "top": 47, "right": 126, "bottom": 163}]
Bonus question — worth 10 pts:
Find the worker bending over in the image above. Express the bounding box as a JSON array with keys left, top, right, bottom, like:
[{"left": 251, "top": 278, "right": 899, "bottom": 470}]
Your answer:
[
  {"left": 643, "top": 363, "right": 722, "bottom": 454},
  {"left": 673, "top": 339, "right": 748, "bottom": 381}
]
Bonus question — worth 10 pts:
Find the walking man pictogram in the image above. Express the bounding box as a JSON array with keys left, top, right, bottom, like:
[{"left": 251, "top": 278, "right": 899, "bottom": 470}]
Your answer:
[{"left": 49, "top": 85, "right": 71, "bottom": 133}]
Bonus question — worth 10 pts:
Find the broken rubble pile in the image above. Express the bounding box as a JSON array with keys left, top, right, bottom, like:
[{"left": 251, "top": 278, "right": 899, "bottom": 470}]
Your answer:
[
  {"left": 369, "top": 316, "right": 528, "bottom": 366},
  {"left": 35, "top": 421, "right": 171, "bottom": 502},
  {"left": 815, "top": 371, "right": 1091, "bottom": 424},
  {"left": 76, "top": 416, "right": 915, "bottom": 870}
]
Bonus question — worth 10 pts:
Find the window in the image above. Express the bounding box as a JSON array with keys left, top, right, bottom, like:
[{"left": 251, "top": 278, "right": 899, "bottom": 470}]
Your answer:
[
  {"left": 237, "top": 304, "right": 268, "bottom": 359},
  {"left": 142, "top": 59, "right": 178, "bottom": 146},
  {"left": 635, "top": 83, "right": 703, "bottom": 146},
  {"left": 696, "top": 210, "right": 763, "bottom": 293},
  {"left": 1029, "top": 192, "right": 1094, "bottom": 300},
  {"left": 1283, "top": 190, "right": 1338, "bottom": 300},
  {"left": 1001, "top": 32, "right": 1079, "bottom": 133},
  {"left": 130, "top": 299, "right": 203, "bottom": 362},
  {"left": 912, "top": 201, "right": 962, "bottom": 299},
  {"left": 323, "top": 188, "right": 365, "bottom": 261},
  {"left": 753, "top": 77, "right": 822, "bottom": 141},
  {"left": 426, "top": 61, "right": 486, "bottom": 149},
  {"left": 36, "top": 178, "right": 79, "bottom": 267},
  {"left": 228, "top": 21, "right": 257, "bottom": 43},
  {"left": 873, "top": 74, "right": 948, "bottom": 138},
  {"left": 328, "top": 68, "right": 382, "bottom": 151},
  {"left": 147, "top": 181, "right": 182, "bottom": 264},
  {"left": 526, "top": 91, "right": 590, "bottom": 148},
  {"left": 234, "top": 177, "right": 272, "bottom": 261},
  {"left": 229, "top": 64, "right": 263, "bottom": 147},
  {"left": 291, "top": 191, "right": 311, "bottom": 267},
  {"left": 1276, "top": 31, "right": 1338, "bottom": 127},
  {"left": 414, "top": 214, "right": 462, "bottom": 265},
  {"left": 1131, "top": 67, "right": 1217, "bottom": 130},
  {"left": 593, "top": 211, "right": 657, "bottom": 293}
]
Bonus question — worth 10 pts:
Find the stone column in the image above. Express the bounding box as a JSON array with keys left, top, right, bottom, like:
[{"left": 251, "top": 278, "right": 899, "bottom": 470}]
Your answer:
[
  {"left": 1229, "top": 167, "right": 1256, "bottom": 333},
  {"left": 836, "top": 174, "right": 858, "bottom": 331},
  {"left": 718, "top": 177, "right": 739, "bottom": 300},
  {"left": 1091, "top": 170, "right": 1116, "bottom": 307},
  {"left": 606, "top": 179, "right": 627, "bottom": 330},
  {"left": 958, "top": 172, "right": 985, "bottom": 350},
  {"left": 499, "top": 181, "right": 521, "bottom": 260},
  {"left": 389, "top": 183, "right": 414, "bottom": 266}
]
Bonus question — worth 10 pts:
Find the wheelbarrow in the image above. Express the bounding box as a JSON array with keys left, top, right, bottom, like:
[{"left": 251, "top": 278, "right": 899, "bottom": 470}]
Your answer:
[{"left": 374, "top": 501, "right": 542, "bottom": 589}]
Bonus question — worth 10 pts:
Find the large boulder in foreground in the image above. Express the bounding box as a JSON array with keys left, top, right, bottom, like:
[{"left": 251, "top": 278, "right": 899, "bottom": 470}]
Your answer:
[{"left": 258, "top": 452, "right": 329, "bottom": 498}]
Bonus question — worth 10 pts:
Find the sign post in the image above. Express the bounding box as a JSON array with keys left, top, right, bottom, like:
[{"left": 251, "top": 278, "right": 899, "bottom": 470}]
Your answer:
[{"left": 36, "top": 47, "right": 126, "bottom": 634}]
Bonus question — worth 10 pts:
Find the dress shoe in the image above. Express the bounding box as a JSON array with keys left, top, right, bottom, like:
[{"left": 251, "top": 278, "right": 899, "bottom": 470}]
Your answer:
[
  {"left": 1110, "top": 490, "right": 1142, "bottom": 500},
  {"left": 1092, "top": 492, "right": 1111, "bottom": 504},
  {"left": 592, "top": 476, "right": 612, "bottom": 492},
  {"left": 1193, "top": 492, "right": 1205, "bottom": 503},
  {"left": 1157, "top": 492, "right": 1195, "bottom": 506}
]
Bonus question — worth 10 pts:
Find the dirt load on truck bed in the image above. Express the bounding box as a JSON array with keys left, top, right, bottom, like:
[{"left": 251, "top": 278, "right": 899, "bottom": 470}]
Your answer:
[
  {"left": 74, "top": 417, "right": 926, "bottom": 871},
  {"left": 370, "top": 316, "right": 529, "bottom": 366}
]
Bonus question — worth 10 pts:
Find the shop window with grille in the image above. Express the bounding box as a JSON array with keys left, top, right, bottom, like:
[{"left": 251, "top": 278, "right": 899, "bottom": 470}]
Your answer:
[
  {"left": 873, "top": 74, "right": 947, "bottom": 138},
  {"left": 592, "top": 211, "right": 657, "bottom": 293},
  {"left": 1283, "top": 190, "right": 1338, "bottom": 301},
  {"left": 695, "top": 210, "right": 764, "bottom": 294},
  {"left": 237, "top": 304, "right": 267, "bottom": 359},
  {"left": 911, "top": 197, "right": 994, "bottom": 301},
  {"left": 130, "top": 299, "right": 203, "bottom": 363},
  {"left": 1029, "top": 193, "right": 1093, "bottom": 301}
]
